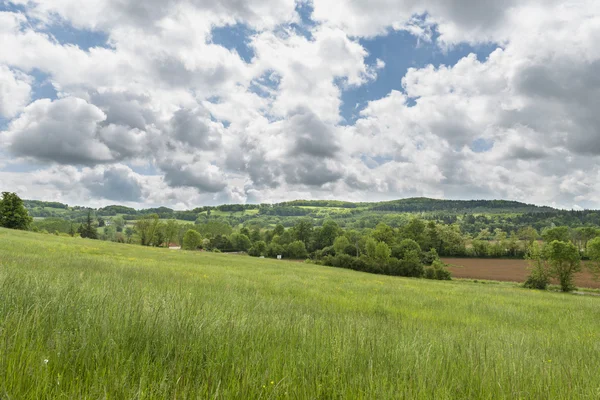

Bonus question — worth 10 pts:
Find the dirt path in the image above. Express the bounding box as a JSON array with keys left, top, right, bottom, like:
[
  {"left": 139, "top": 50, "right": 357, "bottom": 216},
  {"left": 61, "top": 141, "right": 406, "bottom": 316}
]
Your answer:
[{"left": 442, "top": 258, "right": 600, "bottom": 289}]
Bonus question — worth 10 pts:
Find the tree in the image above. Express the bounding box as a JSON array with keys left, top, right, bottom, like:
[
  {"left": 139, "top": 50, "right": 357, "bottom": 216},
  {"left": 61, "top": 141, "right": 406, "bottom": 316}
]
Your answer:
[
  {"left": 135, "top": 214, "right": 159, "bottom": 246},
  {"left": 374, "top": 242, "right": 391, "bottom": 263},
  {"left": 97, "top": 217, "right": 106, "bottom": 227},
  {"left": 314, "top": 220, "right": 340, "bottom": 249},
  {"left": 542, "top": 226, "right": 570, "bottom": 243},
  {"left": 286, "top": 240, "right": 308, "bottom": 259},
  {"left": 392, "top": 239, "right": 421, "bottom": 260},
  {"left": 112, "top": 216, "right": 126, "bottom": 232},
  {"left": 372, "top": 223, "right": 395, "bottom": 246},
  {"left": 400, "top": 250, "right": 424, "bottom": 277},
  {"left": 517, "top": 226, "right": 539, "bottom": 244},
  {"left": 153, "top": 222, "right": 166, "bottom": 247},
  {"left": 524, "top": 242, "right": 550, "bottom": 290},
  {"left": 333, "top": 236, "right": 351, "bottom": 255},
  {"left": 230, "top": 233, "right": 252, "bottom": 252},
  {"left": 102, "top": 225, "right": 117, "bottom": 242},
  {"left": 365, "top": 237, "right": 377, "bottom": 259},
  {"left": 248, "top": 241, "right": 267, "bottom": 257},
  {"left": 273, "top": 224, "right": 285, "bottom": 237},
  {"left": 124, "top": 227, "right": 134, "bottom": 243},
  {"left": 545, "top": 240, "right": 581, "bottom": 292},
  {"left": 586, "top": 237, "right": 600, "bottom": 280},
  {"left": 164, "top": 219, "right": 179, "bottom": 247},
  {"left": 402, "top": 218, "right": 426, "bottom": 246},
  {"left": 182, "top": 229, "right": 202, "bottom": 250},
  {"left": 292, "top": 219, "right": 313, "bottom": 246},
  {"left": 79, "top": 210, "right": 98, "bottom": 239},
  {"left": 0, "top": 192, "right": 33, "bottom": 230}
]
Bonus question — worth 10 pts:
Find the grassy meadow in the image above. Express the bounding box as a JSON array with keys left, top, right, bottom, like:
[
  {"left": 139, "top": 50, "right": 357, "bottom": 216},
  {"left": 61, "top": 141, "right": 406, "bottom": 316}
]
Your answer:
[{"left": 1, "top": 228, "right": 600, "bottom": 399}]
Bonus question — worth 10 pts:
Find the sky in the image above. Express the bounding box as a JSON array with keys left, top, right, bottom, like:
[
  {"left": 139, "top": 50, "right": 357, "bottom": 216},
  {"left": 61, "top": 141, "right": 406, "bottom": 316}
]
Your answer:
[{"left": 0, "top": 0, "right": 599, "bottom": 210}]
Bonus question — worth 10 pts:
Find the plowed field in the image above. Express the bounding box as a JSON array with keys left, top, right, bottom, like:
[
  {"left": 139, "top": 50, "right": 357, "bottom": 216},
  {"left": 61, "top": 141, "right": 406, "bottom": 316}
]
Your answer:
[{"left": 442, "top": 258, "right": 600, "bottom": 289}]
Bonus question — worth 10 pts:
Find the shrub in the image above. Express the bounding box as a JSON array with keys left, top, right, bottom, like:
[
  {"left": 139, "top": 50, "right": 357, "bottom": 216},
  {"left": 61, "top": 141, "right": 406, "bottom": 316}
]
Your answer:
[
  {"left": 424, "top": 260, "right": 452, "bottom": 281},
  {"left": 399, "top": 250, "right": 424, "bottom": 278},
  {"left": 248, "top": 240, "right": 267, "bottom": 257},
  {"left": 524, "top": 242, "right": 550, "bottom": 290},
  {"left": 267, "top": 243, "right": 285, "bottom": 258},
  {"left": 286, "top": 240, "right": 308, "bottom": 259},
  {"left": 182, "top": 230, "right": 202, "bottom": 250},
  {"left": 392, "top": 239, "right": 421, "bottom": 260}
]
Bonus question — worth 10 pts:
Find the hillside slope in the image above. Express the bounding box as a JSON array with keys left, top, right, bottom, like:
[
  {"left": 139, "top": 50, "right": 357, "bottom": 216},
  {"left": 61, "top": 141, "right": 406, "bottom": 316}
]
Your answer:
[{"left": 1, "top": 228, "right": 600, "bottom": 398}]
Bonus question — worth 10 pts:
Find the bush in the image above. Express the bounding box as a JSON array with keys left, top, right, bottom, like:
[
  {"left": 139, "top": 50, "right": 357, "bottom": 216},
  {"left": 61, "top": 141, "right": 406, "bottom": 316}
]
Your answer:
[
  {"left": 286, "top": 240, "right": 309, "bottom": 259},
  {"left": 182, "top": 230, "right": 202, "bottom": 250},
  {"left": 399, "top": 250, "right": 424, "bottom": 278},
  {"left": 248, "top": 240, "right": 267, "bottom": 257},
  {"left": 267, "top": 243, "right": 285, "bottom": 258},
  {"left": 392, "top": 239, "right": 421, "bottom": 260},
  {"left": 421, "top": 248, "right": 440, "bottom": 265},
  {"left": 524, "top": 243, "right": 550, "bottom": 290},
  {"left": 424, "top": 260, "right": 452, "bottom": 281},
  {"left": 330, "top": 254, "right": 354, "bottom": 269}
]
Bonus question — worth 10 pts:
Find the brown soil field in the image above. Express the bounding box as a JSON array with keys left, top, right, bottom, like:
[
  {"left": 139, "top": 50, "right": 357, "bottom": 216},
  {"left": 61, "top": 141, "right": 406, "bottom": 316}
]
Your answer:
[{"left": 442, "top": 258, "right": 600, "bottom": 289}]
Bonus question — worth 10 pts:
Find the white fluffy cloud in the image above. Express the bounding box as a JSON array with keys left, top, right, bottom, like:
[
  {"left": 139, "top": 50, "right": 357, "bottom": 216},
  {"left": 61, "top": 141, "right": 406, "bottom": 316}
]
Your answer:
[
  {"left": 1, "top": 1, "right": 600, "bottom": 209},
  {"left": 0, "top": 65, "right": 32, "bottom": 118}
]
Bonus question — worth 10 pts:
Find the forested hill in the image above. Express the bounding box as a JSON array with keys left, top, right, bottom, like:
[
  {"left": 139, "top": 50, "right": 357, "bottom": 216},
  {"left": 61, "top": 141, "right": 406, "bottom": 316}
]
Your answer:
[
  {"left": 24, "top": 197, "right": 555, "bottom": 216},
  {"left": 24, "top": 196, "right": 600, "bottom": 234}
]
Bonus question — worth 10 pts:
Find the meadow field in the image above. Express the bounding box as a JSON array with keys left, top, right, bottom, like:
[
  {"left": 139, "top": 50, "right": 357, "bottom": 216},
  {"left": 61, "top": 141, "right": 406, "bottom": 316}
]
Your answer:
[{"left": 2, "top": 228, "right": 600, "bottom": 399}]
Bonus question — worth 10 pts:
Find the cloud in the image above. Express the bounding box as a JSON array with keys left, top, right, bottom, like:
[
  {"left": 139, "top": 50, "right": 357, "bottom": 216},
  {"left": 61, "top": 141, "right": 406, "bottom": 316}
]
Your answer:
[
  {"left": 170, "top": 108, "right": 223, "bottom": 150},
  {"left": 4, "top": 97, "right": 114, "bottom": 165},
  {"left": 82, "top": 164, "right": 144, "bottom": 202},
  {"left": 1, "top": 0, "right": 600, "bottom": 209},
  {"left": 0, "top": 65, "right": 32, "bottom": 118}
]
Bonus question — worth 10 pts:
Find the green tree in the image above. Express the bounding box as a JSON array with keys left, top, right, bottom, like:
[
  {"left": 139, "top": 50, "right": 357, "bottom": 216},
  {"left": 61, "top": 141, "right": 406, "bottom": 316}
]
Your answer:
[
  {"left": 372, "top": 223, "right": 395, "bottom": 246},
  {"left": 286, "top": 240, "right": 308, "bottom": 259},
  {"left": 542, "top": 226, "right": 570, "bottom": 243},
  {"left": 333, "top": 236, "right": 351, "bottom": 255},
  {"left": 517, "top": 226, "right": 539, "bottom": 244},
  {"left": 365, "top": 237, "right": 377, "bottom": 259},
  {"left": 164, "top": 219, "right": 179, "bottom": 247},
  {"left": 0, "top": 192, "right": 33, "bottom": 230},
  {"left": 135, "top": 214, "right": 159, "bottom": 246},
  {"left": 292, "top": 219, "right": 313, "bottom": 246},
  {"left": 402, "top": 218, "right": 426, "bottom": 246},
  {"left": 248, "top": 241, "right": 267, "bottom": 257},
  {"left": 79, "top": 210, "right": 98, "bottom": 239},
  {"left": 314, "top": 220, "right": 340, "bottom": 249},
  {"left": 586, "top": 237, "right": 600, "bottom": 280},
  {"left": 102, "top": 225, "right": 117, "bottom": 242},
  {"left": 392, "top": 239, "right": 421, "bottom": 260},
  {"left": 182, "top": 229, "right": 202, "bottom": 250},
  {"left": 374, "top": 242, "right": 391, "bottom": 263},
  {"left": 112, "top": 216, "right": 126, "bottom": 232},
  {"left": 545, "top": 240, "right": 581, "bottom": 292},
  {"left": 273, "top": 224, "right": 285, "bottom": 237},
  {"left": 524, "top": 242, "right": 550, "bottom": 290},
  {"left": 230, "top": 233, "right": 252, "bottom": 252},
  {"left": 124, "top": 227, "right": 134, "bottom": 243}
]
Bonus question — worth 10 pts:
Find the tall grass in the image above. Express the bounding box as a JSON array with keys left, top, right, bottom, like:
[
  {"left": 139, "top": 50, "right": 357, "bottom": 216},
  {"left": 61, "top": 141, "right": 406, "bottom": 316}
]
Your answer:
[{"left": 1, "top": 228, "right": 600, "bottom": 399}]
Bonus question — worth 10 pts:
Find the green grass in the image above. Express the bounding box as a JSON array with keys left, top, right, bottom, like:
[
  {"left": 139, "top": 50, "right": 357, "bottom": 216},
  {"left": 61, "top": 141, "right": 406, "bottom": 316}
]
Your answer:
[{"left": 1, "top": 228, "right": 600, "bottom": 399}]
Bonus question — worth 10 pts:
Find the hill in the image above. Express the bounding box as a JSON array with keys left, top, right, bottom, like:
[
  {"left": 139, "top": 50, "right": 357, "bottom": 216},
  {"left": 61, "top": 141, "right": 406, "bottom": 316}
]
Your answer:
[
  {"left": 25, "top": 196, "right": 600, "bottom": 235},
  {"left": 1, "top": 228, "right": 600, "bottom": 398}
]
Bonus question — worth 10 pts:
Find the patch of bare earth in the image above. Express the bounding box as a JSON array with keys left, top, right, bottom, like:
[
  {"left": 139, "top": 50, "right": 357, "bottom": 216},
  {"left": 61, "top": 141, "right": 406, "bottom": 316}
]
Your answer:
[{"left": 442, "top": 258, "right": 600, "bottom": 289}]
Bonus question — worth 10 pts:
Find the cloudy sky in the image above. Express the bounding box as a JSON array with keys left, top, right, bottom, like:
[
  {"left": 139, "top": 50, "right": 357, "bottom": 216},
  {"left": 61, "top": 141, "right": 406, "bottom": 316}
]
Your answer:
[{"left": 0, "top": 0, "right": 599, "bottom": 209}]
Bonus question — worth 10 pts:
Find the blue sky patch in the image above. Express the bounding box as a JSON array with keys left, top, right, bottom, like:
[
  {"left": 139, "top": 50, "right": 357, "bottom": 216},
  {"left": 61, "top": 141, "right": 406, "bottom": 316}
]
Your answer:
[
  {"left": 339, "top": 29, "right": 498, "bottom": 124},
  {"left": 211, "top": 24, "right": 255, "bottom": 63}
]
